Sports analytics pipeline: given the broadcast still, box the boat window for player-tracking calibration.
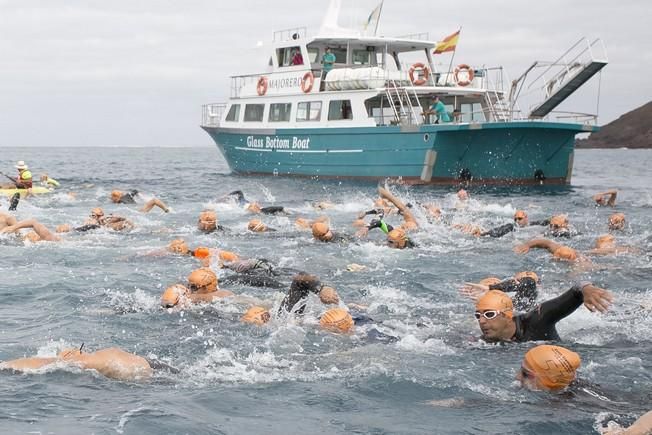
[269,103,292,122]
[331,48,347,64]
[307,48,319,64]
[297,101,322,122]
[352,49,371,65]
[244,104,265,122]
[328,100,353,120]
[277,46,303,67]
[225,104,240,122]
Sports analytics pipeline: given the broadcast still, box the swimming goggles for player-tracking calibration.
[474,310,502,320]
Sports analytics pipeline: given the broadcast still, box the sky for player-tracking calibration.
[0,0,650,147]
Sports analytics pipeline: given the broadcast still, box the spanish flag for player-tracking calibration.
[433,29,460,54]
[364,1,384,31]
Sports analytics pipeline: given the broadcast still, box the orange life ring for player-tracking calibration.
[454,64,474,87]
[256,76,268,96]
[409,63,430,86]
[301,71,314,93]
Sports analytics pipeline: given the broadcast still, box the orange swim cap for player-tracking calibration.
[457,189,469,201]
[168,239,190,255]
[553,246,577,261]
[523,345,581,390]
[91,207,104,217]
[193,246,210,259]
[188,268,218,292]
[110,190,123,203]
[241,306,271,325]
[312,222,331,241]
[479,277,502,287]
[595,234,615,249]
[248,219,267,232]
[198,210,217,231]
[550,215,568,228]
[514,271,540,284]
[387,228,407,249]
[161,284,190,308]
[319,286,340,305]
[514,210,527,220]
[475,290,513,318]
[245,202,262,214]
[320,308,354,333]
[608,213,625,230]
[218,250,239,262]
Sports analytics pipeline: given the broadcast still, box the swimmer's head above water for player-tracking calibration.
[517,345,581,391]
[241,306,271,325]
[161,284,190,308]
[608,213,625,231]
[513,210,529,227]
[188,268,218,293]
[387,228,408,249]
[475,290,514,342]
[168,239,190,255]
[552,246,578,262]
[197,210,217,232]
[320,308,354,333]
[312,222,333,242]
[248,219,268,232]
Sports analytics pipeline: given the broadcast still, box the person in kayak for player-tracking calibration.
[1,161,33,189]
[474,282,613,343]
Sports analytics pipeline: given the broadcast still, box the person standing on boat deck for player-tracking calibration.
[424,96,450,124]
[320,47,336,90]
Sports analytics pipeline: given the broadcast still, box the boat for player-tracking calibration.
[0,186,53,197]
[201,1,608,185]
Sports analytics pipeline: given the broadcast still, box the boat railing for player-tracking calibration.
[394,32,430,41]
[201,103,226,127]
[548,110,598,125]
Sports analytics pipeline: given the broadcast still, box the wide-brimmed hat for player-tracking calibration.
[15,161,28,170]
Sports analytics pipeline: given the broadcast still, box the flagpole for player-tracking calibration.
[374,1,384,36]
[446,28,461,85]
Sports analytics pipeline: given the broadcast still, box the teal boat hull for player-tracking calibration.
[202,121,597,185]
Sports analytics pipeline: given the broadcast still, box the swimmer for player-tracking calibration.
[377,186,418,231]
[85,207,134,231]
[311,221,352,243]
[479,210,550,238]
[474,282,613,342]
[8,192,20,211]
[593,189,618,207]
[517,345,581,391]
[1,346,154,381]
[110,189,169,213]
[319,307,354,333]
[279,273,337,315]
[218,190,248,205]
[588,234,639,256]
[513,238,589,263]
[460,276,538,311]
[0,218,61,242]
[197,210,225,233]
[547,214,574,238]
[608,213,626,231]
[160,268,233,308]
[39,173,60,188]
[248,218,276,233]
[166,239,240,267]
[241,306,272,325]
[245,202,287,215]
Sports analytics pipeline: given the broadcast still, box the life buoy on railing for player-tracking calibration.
[256,76,268,96]
[409,63,430,86]
[301,71,314,93]
[454,64,474,87]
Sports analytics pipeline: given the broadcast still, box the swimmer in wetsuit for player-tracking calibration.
[110,190,169,213]
[514,238,589,264]
[593,189,618,207]
[160,268,234,308]
[197,210,227,233]
[517,344,581,391]
[474,283,613,343]
[461,276,538,311]
[480,210,551,238]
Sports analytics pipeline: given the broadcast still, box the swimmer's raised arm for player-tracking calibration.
[378,187,418,230]
[514,238,562,254]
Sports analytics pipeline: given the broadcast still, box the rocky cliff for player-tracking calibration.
[576,101,652,148]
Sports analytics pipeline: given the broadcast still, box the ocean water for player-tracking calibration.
[0,147,650,435]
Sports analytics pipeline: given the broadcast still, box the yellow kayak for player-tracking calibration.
[0,186,53,197]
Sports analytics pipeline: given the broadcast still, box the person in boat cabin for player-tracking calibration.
[321,47,336,82]
[290,48,303,66]
[424,96,451,124]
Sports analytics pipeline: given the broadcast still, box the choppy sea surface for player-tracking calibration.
[0,147,650,435]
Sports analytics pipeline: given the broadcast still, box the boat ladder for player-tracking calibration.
[528,38,608,118]
[385,81,420,125]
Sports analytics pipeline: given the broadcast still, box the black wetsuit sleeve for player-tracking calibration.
[490,278,538,311]
[405,238,417,248]
[119,193,136,204]
[260,206,285,215]
[74,224,101,232]
[536,285,583,325]
[280,273,322,314]
[530,219,550,226]
[480,223,515,238]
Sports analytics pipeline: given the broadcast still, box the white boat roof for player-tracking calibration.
[302,36,437,53]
